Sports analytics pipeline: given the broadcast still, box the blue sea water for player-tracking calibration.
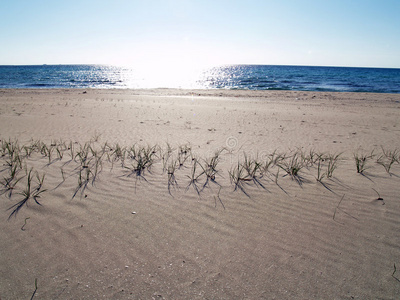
[0,64,399,93]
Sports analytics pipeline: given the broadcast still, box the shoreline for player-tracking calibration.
[1,88,399,150]
[2,86,400,96]
[2,88,400,108]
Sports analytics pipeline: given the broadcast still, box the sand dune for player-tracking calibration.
[1,89,400,299]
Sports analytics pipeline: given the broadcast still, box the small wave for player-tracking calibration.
[27,83,56,88]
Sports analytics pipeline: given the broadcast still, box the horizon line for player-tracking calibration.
[1,63,400,70]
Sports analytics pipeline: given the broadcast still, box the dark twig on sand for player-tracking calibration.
[392,263,400,282]
[333,194,359,224]
[21,217,30,231]
[214,186,225,210]
[30,278,38,300]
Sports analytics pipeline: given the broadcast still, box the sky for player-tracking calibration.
[0,0,399,68]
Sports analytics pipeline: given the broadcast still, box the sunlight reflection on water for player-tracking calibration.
[121,65,206,89]
[1,64,399,93]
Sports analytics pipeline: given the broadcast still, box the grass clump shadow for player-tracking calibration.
[185,158,204,196]
[376,147,398,175]
[122,144,158,191]
[7,168,47,219]
[315,152,342,182]
[198,149,224,188]
[2,136,400,220]
[277,151,305,186]
[228,152,266,196]
[167,159,179,195]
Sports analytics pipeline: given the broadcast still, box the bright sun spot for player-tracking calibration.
[117,42,219,88]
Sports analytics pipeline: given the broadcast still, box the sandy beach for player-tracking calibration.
[1,88,400,299]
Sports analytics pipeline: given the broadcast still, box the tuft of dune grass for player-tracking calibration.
[1,137,399,219]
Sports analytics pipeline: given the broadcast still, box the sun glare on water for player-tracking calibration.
[128,61,205,89]
[112,43,223,89]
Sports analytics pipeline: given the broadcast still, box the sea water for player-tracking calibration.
[0,64,399,93]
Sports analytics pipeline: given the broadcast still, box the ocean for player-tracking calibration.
[0,64,399,93]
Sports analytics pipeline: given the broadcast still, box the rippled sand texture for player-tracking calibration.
[1,89,400,299]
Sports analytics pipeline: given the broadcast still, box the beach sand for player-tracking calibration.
[1,88,400,299]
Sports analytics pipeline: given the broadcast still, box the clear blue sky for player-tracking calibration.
[1,0,399,68]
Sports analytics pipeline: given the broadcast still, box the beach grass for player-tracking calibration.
[315,154,326,182]
[354,152,368,174]
[167,158,179,194]
[7,168,46,219]
[229,162,250,193]
[186,158,204,195]
[376,147,399,174]
[1,137,399,218]
[314,152,341,182]
[276,151,305,185]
